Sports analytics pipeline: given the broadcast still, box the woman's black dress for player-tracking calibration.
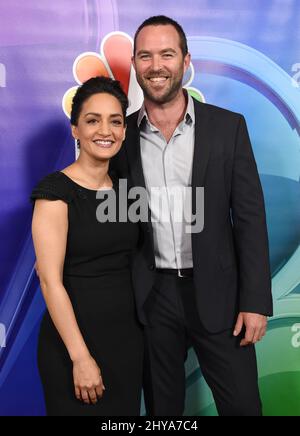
[31,171,143,416]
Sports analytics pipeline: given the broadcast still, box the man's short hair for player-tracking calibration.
[134,15,188,56]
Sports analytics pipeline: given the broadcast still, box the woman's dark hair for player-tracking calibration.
[134,15,188,57]
[70,76,128,126]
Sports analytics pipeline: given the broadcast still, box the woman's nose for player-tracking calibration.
[97,122,111,136]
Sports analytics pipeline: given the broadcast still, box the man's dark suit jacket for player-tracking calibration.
[110,98,273,333]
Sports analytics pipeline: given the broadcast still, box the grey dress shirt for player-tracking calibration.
[138,93,195,269]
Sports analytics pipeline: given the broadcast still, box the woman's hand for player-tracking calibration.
[73,356,105,404]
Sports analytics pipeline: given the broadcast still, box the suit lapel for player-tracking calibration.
[125,113,154,244]
[125,113,147,190]
[191,100,213,248]
[192,99,213,189]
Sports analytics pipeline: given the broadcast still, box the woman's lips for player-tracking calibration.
[93,140,114,148]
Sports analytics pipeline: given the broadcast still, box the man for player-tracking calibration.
[111,15,272,416]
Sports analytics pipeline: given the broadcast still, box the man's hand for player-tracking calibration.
[233,312,267,346]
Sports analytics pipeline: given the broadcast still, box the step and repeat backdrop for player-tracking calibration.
[0,0,300,416]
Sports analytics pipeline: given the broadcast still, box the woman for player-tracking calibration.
[31,76,143,416]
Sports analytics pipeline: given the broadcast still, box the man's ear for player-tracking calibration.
[131,55,136,71]
[183,52,191,75]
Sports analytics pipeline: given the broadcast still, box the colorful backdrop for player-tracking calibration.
[0,0,300,416]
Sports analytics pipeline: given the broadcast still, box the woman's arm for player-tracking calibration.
[32,199,105,404]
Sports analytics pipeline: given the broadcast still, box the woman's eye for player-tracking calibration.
[87,119,97,124]
[112,120,122,125]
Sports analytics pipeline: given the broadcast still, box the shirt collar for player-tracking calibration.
[184,91,195,126]
[137,102,149,128]
[137,91,195,128]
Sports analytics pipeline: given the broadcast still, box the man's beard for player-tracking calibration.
[137,70,184,104]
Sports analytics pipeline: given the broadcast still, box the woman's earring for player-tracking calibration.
[76,139,80,149]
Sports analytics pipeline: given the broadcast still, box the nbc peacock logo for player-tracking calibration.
[62,31,205,156]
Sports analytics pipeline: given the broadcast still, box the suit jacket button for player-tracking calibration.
[149,264,155,271]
